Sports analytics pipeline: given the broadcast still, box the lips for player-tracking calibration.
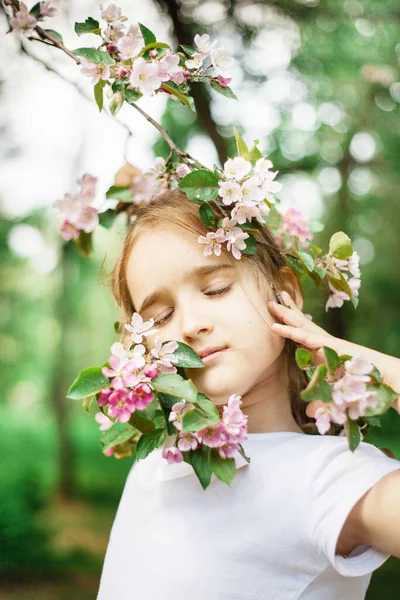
[198,346,228,359]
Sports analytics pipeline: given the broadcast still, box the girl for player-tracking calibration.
[97,187,400,599]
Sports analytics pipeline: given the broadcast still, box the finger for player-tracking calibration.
[280,290,302,312]
[270,323,327,349]
[267,301,309,328]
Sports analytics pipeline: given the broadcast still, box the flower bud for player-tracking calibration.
[116,65,130,78]
[150,49,158,58]
[107,43,117,54]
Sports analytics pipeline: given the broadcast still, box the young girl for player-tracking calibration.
[97,187,400,599]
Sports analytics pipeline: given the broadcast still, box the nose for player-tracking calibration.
[180,302,214,344]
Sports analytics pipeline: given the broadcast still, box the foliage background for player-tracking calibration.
[0,0,399,597]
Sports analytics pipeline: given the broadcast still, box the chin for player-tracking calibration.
[190,371,251,406]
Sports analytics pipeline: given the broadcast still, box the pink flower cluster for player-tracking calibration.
[162,393,248,464]
[198,156,281,260]
[53,174,99,241]
[325,251,361,311]
[306,356,378,434]
[10,2,56,37]
[96,313,178,427]
[128,157,170,205]
[274,207,314,250]
[78,5,230,99]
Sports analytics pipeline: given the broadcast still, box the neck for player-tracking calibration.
[217,354,304,435]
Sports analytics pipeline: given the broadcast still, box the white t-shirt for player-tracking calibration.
[97,432,400,600]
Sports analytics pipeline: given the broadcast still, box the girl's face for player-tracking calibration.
[126,225,286,407]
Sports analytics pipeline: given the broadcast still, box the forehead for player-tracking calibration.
[125,225,235,308]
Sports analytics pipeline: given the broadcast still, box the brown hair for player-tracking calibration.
[110,187,315,431]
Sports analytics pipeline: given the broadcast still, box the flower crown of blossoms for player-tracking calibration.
[7,1,398,488]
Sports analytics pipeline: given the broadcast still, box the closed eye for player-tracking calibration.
[153,285,233,327]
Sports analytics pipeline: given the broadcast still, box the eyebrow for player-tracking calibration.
[137,264,234,314]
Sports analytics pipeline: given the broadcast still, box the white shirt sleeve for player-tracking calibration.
[308,437,400,577]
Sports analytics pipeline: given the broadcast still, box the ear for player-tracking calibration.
[276,266,304,311]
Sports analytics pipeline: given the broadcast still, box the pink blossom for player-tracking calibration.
[194,33,218,57]
[80,58,110,85]
[100,3,128,24]
[231,201,261,225]
[185,52,203,70]
[151,337,178,368]
[107,388,136,423]
[222,394,248,441]
[157,54,182,82]
[103,446,115,457]
[276,207,313,249]
[306,401,332,434]
[116,65,131,79]
[129,383,153,410]
[125,312,154,344]
[116,34,142,60]
[143,364,158,379]
[241,176,264,204]
[198,232,224,257]
[10,2,38,36]
[170,70,186,85]
[98,388,112,407]
[345,356,374,382]
[223,156,252,181]
[95,411,114,431]
[168,401,195,431]
[177,431,199,452]
[226,228,249,260]
[59,220,80,241]
[129,57,162,96]
[218,441,239,459]
[325,288,350,312]
[77,173,97,198]
[74,205,99,233]
[217,75,232,87]
[162,446,184,464]
[218,180,243,205]
[196,422,228,447]
[348,251,361,278]
[102,355,139,389]
[103,22,125,43]
[210,47,234,77]
[39,2,57,18]
[175,163,190,178]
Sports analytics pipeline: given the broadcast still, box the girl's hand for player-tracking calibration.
[267,290,400,412]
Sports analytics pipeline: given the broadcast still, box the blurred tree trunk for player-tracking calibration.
[49,242,75,499]
[153,0,227,164]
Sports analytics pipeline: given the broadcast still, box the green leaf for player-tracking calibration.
[100,426,138,452]
[30,2,41,18]
[43,29,63,43]
[285,255,307,277]
[295,249,315,272]
[244,143,263,163]
[98,209,115,229]
[138,41,170,57]
[314,265,326,279]
[74,17,101,36]
[152,374,198,404]
[129,411,155,434]
[73,47,115,66]
[75,230,93,256]
[209,449,235,485]
[295,348,312,369]
[139,23,156,45]
[180,44,197,57]
[94,79,106,112]
[178,170,219,202]
[370,366,382,384]
[181,395,220,432]
[199,204,217,228]
[242,234,257,255]
[305,239,322,256]
[209,80,238,100]
[135,428,167,460]
[67,367,109,400]
[363,408,400,459]
[188,445,212,490]
[233,127,249,157]
[365,415,382,427]
[300,365,333,403]
[125,88,143,104]
[345,418,362,452]
[364,383,399,417]
[323,346,339,375]
[105,185,133,202]
[328,232,352,260]
[109,90,125,116]
[170,341,204,368]
[82,395,95,413]
[160,83,195,111]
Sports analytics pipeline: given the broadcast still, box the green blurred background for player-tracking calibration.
[1,0,400,597]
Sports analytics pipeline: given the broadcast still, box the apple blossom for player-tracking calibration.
[223,156,252,180]
[125,313,155,344]
[95,411,114,431]
[129,57,162,96]
[10,2,38,37]
[39,2,57,18]
[162,446,184,464]
[194,33,218,57]
[107,388,137,423]
[80,58,110,85]
[210,47,234,77]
